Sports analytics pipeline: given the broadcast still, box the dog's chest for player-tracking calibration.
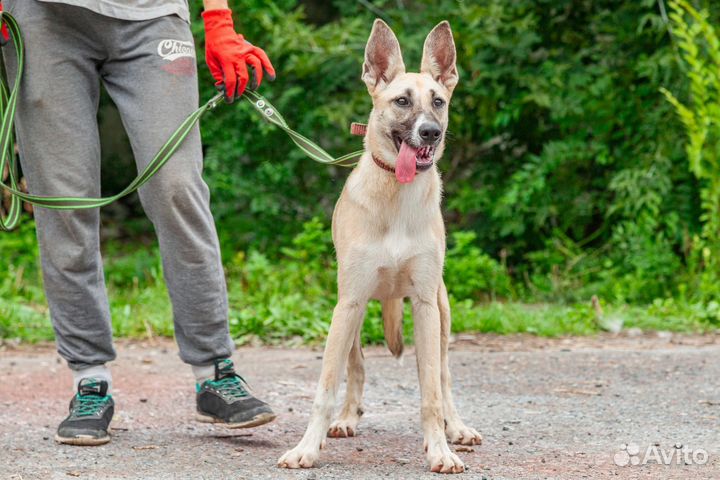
[368,187,440,298]
[376,183,433,256]
[368,231,437,300]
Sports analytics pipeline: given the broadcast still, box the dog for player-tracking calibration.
[278,19,482,474]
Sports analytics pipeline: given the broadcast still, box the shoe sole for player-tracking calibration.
[54,434,110,446]
[195,411,276,429]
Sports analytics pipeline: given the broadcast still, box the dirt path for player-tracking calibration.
[2,333,720,479]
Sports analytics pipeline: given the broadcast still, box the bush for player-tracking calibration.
[661,0,720,302]
[4,0,720,342]
[444,231,513,301]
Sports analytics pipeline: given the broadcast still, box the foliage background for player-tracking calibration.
[3,0,720,342]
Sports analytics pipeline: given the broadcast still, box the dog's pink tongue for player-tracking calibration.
[395,142,418,183]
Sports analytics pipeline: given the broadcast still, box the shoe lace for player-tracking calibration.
[209,375,249,402]
[74,394,111,417]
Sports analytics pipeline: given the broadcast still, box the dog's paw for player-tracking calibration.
[427,449,465,474]
[445,422,482,446]
[328,416,360,438]
[277,447,319,469]
[425,437,466,474]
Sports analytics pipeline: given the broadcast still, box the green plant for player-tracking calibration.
[661,0,720,299]
[5,0,720,344]
[444,231,513,301]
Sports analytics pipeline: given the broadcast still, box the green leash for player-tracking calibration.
[0,12,363,231]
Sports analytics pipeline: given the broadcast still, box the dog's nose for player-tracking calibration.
[419,123,442,143]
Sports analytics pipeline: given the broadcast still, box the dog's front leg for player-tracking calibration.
[412,295,465,474]
[278,298,367,469]
[439,280,482,446]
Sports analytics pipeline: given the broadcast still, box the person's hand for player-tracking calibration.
[0,3,10,46]
[202,9,275,102]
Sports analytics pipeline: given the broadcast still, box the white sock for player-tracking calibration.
[192,364,216,385]
[72,365,112,393]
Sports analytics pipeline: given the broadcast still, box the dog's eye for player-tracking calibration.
[433,98,446,108]
[395,97,410,107]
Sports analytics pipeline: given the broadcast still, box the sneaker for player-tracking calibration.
[195,359,276,429]
[55,378,114,446]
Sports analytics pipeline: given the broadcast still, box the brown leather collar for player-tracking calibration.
[372,154,396,173]
[372,154,434,174]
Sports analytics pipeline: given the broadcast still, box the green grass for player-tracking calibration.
[1,265,715,345]
[1,219,718,344]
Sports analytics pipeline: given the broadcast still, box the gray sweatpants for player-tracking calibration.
[3,0,234,369]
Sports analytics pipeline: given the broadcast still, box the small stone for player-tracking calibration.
[139,398,148,403]
[395,457,410,465]
[356,447,364,452]
[132,445,159,451]
[626,327,643,337]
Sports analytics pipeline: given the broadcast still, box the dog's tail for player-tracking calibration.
[382,298,404,358]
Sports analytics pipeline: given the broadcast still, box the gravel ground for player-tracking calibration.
[2,333,720,480]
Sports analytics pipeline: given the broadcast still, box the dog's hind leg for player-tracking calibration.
[412,292,465,473]
[278,297,367,469]
[328,325,365,438]
[438,280,482,446]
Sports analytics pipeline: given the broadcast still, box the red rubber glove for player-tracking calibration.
[0,3,10,46]
[202,9,275,103]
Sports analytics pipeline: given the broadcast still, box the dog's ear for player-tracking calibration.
[421,21,458,93]
[362,19,405,93]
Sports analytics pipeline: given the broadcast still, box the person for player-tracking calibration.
[1,0,277,446]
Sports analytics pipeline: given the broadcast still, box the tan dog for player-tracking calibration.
[278,19,481,474]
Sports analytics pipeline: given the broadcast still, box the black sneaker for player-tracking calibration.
[195,359,276,429]
[55,378,114,446]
